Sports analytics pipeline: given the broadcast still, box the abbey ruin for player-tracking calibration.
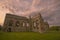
[3,12,49,33]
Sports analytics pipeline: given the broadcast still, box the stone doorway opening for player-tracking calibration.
[7,28,11,32]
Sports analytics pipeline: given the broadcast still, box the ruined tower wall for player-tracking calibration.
[3,14,30,32]
[3,13,49,33]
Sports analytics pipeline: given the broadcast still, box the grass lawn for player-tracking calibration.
[0,31,60,40]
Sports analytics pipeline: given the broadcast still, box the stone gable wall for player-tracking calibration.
[3,13,49,33]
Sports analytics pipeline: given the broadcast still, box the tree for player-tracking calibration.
[49,26,60,31]
[0,25,2,30]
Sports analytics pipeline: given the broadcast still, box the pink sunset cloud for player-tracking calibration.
[0,0,60,26]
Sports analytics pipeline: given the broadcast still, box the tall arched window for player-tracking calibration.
[16,21,20,27]
[34,22,36,27]
[23,22,25,27]
[27,23,29,27]
[33,22,36,29]
[8,20,13,26]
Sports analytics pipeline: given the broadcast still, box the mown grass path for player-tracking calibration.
[0,32,60,40]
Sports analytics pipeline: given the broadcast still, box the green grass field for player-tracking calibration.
[0,32,60,40]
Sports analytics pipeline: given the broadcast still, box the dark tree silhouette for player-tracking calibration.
[0,25,2,30]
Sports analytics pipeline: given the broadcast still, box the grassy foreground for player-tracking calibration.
[0,32,60,40]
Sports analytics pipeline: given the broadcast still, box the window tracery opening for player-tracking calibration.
[16,21,20,27]
[8,20,13,26]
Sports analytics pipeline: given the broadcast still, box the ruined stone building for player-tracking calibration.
[3,13,49,33]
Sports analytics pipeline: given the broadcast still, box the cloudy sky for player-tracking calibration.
[0,0,60,26]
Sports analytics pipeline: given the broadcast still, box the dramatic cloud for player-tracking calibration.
[0,0,60,26]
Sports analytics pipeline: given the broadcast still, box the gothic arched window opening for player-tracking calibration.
[33,22,36,29]
[16,21,20,27]
[8,20,13,26]
[23,22,25,27]
[27,23,29,27]
[34,22,36,27]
